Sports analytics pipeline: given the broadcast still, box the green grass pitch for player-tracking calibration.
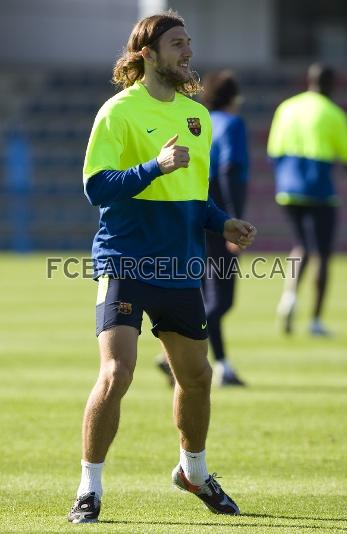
[0,253,346,533]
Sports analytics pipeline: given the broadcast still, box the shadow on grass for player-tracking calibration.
[250,385,347,394]
[99,518,347,531]
[246,512,347,522]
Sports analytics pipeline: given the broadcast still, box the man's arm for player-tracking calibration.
[205,195,230,233]
[205,195,256,249]
[84,159,161,206]
[84,133,189,206]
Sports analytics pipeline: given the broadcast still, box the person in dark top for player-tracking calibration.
[201,69,249,385]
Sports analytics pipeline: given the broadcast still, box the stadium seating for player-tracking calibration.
[0,66,346,251]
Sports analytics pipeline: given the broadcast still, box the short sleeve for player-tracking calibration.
[83,110,125,182]
[333,109,347,163]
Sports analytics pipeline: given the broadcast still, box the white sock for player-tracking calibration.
[77,460,104,499]
[180,447,209,486]
[215,359,234,376]
[277,290,296,315]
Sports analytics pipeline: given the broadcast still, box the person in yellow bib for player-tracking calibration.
[68,10,256,524]
[268,64,347,336]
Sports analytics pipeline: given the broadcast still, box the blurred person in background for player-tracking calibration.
[201,70,249,385]
[268,64,347,335]
[157,69,250,387]
[68,10,257,524]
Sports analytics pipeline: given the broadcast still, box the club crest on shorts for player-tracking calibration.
[187,117,201,136]
[115,301,132,315]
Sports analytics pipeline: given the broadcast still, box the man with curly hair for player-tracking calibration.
[68,10,256,523]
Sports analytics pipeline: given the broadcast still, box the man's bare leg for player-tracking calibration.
[159,331,240,515]
[159,332,211,452]
[77,325,138,499]
[159,332,211,483]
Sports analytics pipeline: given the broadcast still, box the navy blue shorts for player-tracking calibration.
[96,277,208,340]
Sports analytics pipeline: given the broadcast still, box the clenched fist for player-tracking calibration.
[157,134,190,174]
[223,218,257,250]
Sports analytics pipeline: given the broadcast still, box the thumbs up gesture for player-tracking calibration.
[157,134,190,174]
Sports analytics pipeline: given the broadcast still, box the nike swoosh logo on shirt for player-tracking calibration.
[147,128,157,133]
[201,321,207,329]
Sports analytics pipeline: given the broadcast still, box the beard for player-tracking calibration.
[155,59,194,90]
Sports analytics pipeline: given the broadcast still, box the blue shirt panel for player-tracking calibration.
[272,156,335,200]
[91,197,226,287]
[210,112,249,182]
[85,166,228,287]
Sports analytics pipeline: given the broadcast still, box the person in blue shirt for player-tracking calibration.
[201,69,249,386]
[157,69,250,387]
[268,64,347,335]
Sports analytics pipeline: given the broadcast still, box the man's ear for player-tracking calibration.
[141,45,156,64]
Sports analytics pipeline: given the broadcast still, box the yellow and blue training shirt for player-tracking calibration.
[267,91,347,206]
[83,82,229,287]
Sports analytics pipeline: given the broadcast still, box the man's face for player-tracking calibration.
[153,26,193,86]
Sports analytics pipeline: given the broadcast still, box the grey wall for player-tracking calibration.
[0,0,275,67]
[0,0,138,66]
[167,0,275,67]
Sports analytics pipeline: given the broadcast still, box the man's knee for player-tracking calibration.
[99,358,134,398]
[178,363,213,393]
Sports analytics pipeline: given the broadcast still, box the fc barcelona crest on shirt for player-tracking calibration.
[187,117,201,136]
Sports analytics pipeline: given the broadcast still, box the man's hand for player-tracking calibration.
[157,134,190,174]
[223,218,257,250]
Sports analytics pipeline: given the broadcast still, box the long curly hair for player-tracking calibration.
[112,10,201,97]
